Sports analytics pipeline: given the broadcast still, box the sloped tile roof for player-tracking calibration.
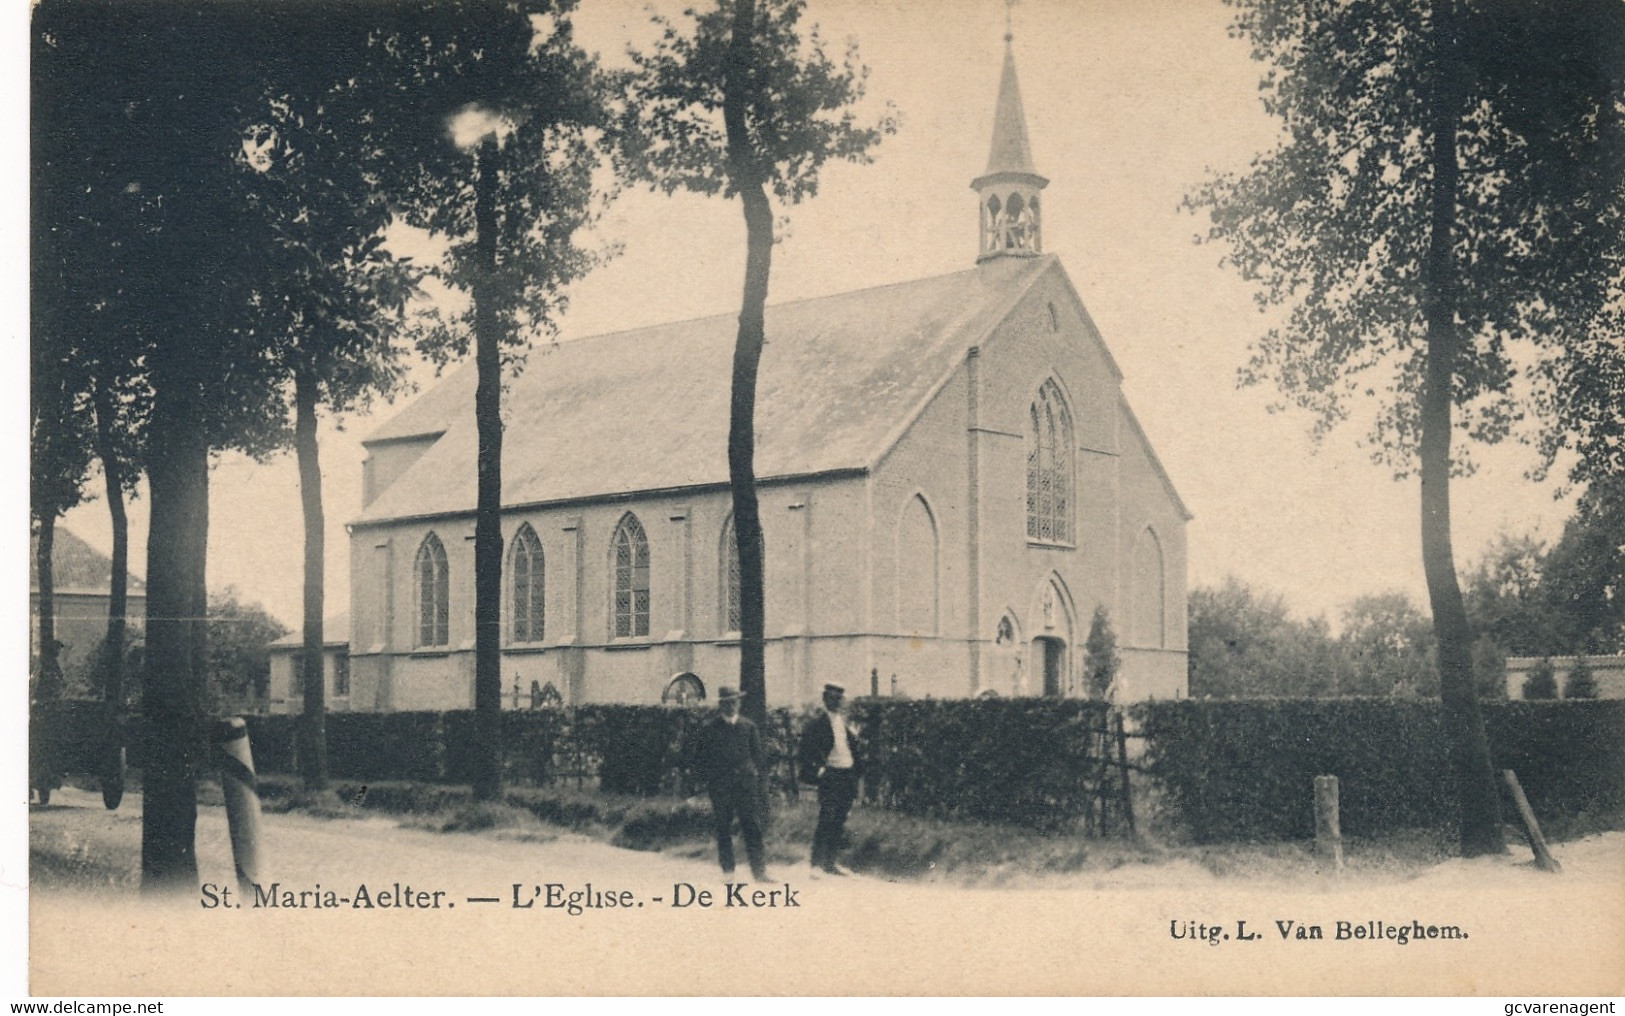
[357,256,1055,524]
[29,526,147,595]
[270,612,350,649]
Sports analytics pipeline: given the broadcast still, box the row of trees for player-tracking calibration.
[33,0,889,891]
[1191,477,1624,701]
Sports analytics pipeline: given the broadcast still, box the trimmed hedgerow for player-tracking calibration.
[30,699,117,775]
[325,712,445,782]
[500,709,566,786]
[242,713,298,775]
[1485,700,1625,821]
[1130,699,1625,842]
[850,698,1116,830]
[68,695,1617,843]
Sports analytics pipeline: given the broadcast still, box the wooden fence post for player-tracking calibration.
[1501,769,1561,873]
[1114,711,1135,837]
[1314,774,1344,871]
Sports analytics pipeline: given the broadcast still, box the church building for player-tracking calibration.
[330,39,1191,713]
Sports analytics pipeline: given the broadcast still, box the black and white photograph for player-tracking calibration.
[19,0,1625,998]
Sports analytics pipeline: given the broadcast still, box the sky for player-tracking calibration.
[46,0,1581,632]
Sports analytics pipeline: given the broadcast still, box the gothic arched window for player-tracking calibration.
[612,513,651,638]
[510,524,545,643]
[720,513,765,635]
[721,515,741,634]
[895,494,940,636]
[1026,380,1075,544]
[415,532,449,647]
[1133,527,1167,649]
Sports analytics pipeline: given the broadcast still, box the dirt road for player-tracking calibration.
[28,789,1625,995]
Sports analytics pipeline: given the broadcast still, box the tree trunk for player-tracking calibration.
[92,379,129,714]
[1423,0,1504,858]
[34,513,62,703]
[470,136,504,801]
[295,369,329,791]
[141,400,210,892]
[723,0,772,726]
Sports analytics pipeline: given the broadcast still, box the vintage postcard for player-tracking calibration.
[21,0,1625,998]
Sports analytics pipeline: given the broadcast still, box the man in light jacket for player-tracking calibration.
[797,682,861,876]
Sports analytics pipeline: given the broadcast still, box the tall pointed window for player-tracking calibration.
[415,532,449,647]
[612,513,651,638]
[721,515,742,634]
[1026,380,1074,544]
[1133,528,1166,649]
[895,494,940,635]
[510,524,545,643]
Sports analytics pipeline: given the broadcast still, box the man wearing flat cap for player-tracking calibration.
[797,682,861,876]
[692,685,771,882]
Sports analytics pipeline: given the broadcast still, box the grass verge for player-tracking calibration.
[245,776,1255,887]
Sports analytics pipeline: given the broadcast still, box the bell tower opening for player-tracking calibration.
[972,25,1048,262]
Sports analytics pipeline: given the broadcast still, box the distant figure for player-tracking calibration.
[798,681,861,876]
[692,686,771,882]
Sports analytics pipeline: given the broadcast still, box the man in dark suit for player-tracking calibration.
[797,682,861,876]
[691,685,771,882]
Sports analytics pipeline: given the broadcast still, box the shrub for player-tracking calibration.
[1522,657,1559,699]
[1563,656,1599,699]
[1085,606,1122,699]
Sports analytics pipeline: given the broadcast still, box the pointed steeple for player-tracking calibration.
[972,35,1048,263]
[983,42,1038,178]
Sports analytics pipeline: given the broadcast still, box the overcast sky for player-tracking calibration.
[47,0,1579,632]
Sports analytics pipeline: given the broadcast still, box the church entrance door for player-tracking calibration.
[1036,636,1066,697]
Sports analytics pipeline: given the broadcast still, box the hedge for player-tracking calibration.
[850,698,1117,829]
[238,706,800,796]
[231,701,1122,829]
[39,696,1624,842]
[1131,699,1625,842]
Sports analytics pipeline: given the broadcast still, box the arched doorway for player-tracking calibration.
[1027,573,1076,697]
[1035,636,1067,697]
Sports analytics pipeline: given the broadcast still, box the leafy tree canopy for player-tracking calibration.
[1188,576,1343,698]
[618,0,896,202]
[1540,474,1625,653]
[204,588,290,707]
[392,1,616,370]
[1186,0,1625,485]
[1338,592,1437,697]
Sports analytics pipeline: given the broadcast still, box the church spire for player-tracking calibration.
[972,27,1048,262]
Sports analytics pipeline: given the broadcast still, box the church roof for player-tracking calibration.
[357,255,1058,524]
[980,43,1041,180]
[29,526,147,596]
